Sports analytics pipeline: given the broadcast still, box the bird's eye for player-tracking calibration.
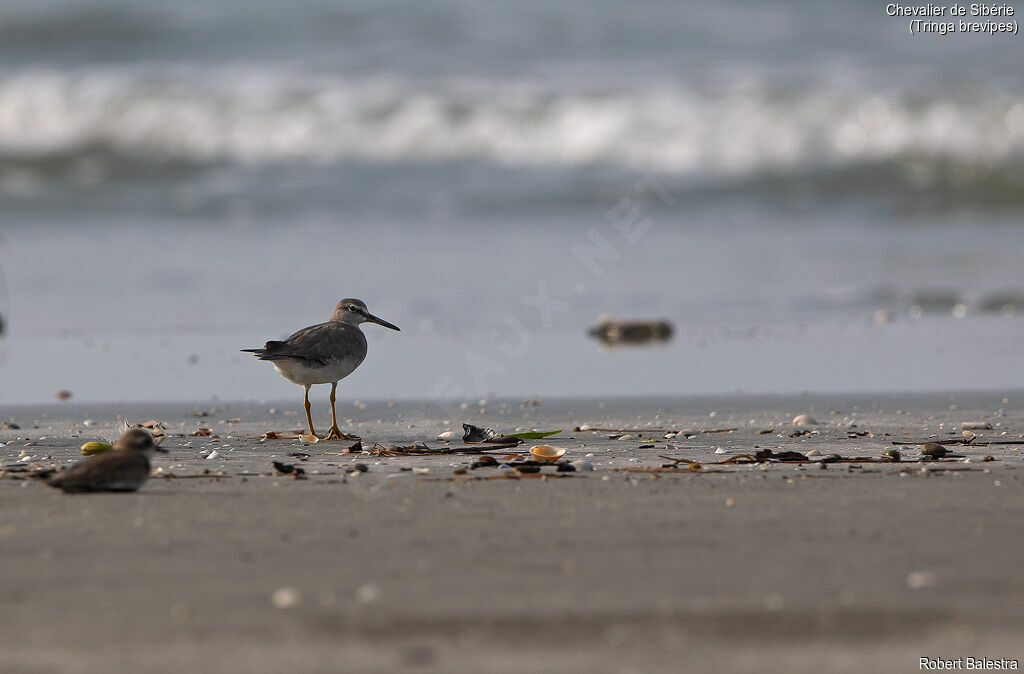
[347,305,358,312]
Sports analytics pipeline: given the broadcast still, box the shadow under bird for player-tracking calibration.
[37,428,166,493]
[242,298,400,441]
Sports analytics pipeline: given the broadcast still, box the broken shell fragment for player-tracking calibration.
[437,430,458,441]
[881,448,902,462]
[530,445,566,462]
[460,423,520,445]
[961,421,992,431]
[115,418,167,445]
[80,441,113,456]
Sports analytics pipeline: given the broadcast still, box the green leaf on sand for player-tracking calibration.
[509,429,562,439]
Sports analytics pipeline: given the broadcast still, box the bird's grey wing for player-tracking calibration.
[245,322,365,367]
[46,452,150,492]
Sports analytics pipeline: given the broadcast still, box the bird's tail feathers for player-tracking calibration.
[242,341,286,359]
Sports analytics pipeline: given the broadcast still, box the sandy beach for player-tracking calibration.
[2,393,1022,672]
[3,2,1024,672]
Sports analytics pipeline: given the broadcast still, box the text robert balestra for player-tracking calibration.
[921,657,1019,670]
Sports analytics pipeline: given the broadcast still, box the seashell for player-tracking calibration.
[881,448,901,461]
[80,441,113,456]
[961,421,992,431]
[616,434,635,441]
[530,445,566,462]
[920,442,947,458]
[791,414,818,426]
[206,450,219,460]
[437,430,458,441]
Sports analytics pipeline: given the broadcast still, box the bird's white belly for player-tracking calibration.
[273,357,361,385]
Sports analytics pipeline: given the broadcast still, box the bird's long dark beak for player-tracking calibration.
[364,312,400,331]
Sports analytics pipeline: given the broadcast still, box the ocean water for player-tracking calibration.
[1,0,1024,404]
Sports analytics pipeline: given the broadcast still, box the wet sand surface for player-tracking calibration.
[2,393,1023,673]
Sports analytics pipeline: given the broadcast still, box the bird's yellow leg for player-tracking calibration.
[302,385,318,442]
[324,382,358,440]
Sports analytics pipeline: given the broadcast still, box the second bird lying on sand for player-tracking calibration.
[37,428,165,493]
[242,298,400,442]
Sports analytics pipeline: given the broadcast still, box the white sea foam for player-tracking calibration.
[0,68,1021,176]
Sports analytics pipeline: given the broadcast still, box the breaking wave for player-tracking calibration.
[1,67,1023,182]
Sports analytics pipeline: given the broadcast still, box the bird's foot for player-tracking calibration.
[323,426,360,441]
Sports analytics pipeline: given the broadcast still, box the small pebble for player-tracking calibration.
[920,443,947,458]
[355,583,380,604]
[569,454,593,469]
[906,571,937,590]
[271,587,300,609]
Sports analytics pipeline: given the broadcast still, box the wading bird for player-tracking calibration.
[242,299,400,441]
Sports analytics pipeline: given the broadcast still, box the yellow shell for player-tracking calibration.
[530,445,566,462]
[80,441,113,456]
